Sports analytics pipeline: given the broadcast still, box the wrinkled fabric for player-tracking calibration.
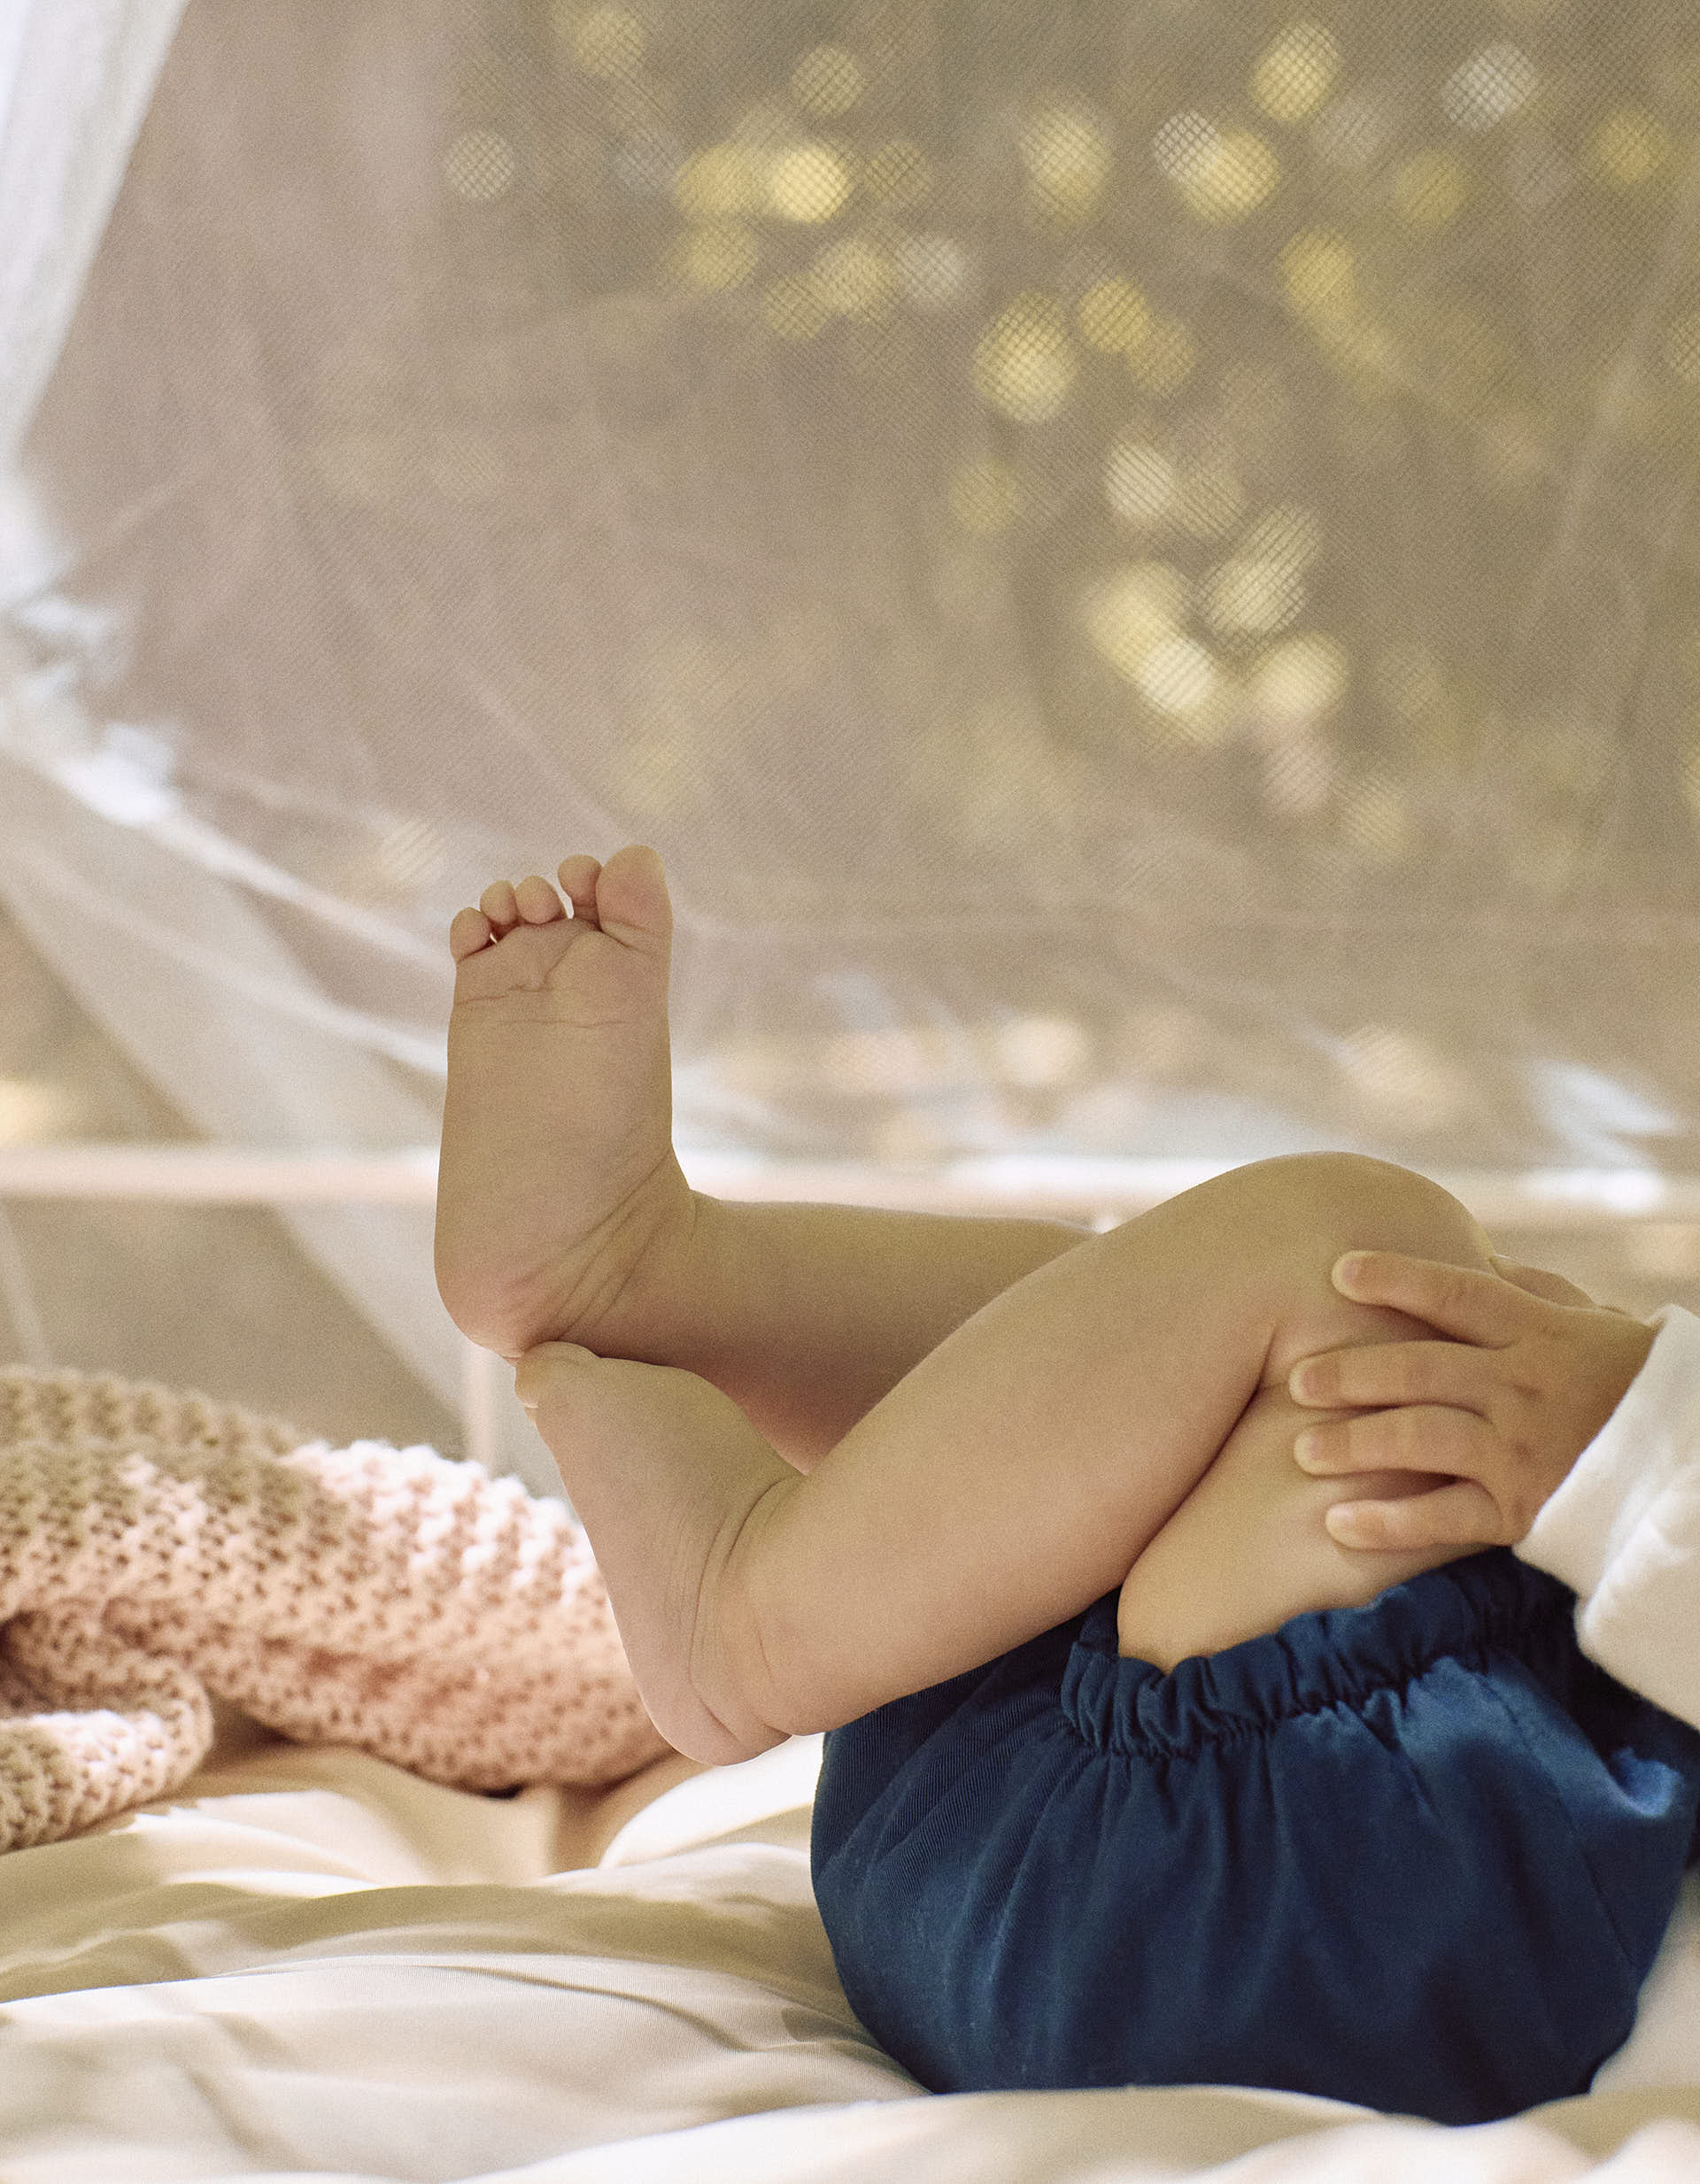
[812,1549,1700,2126]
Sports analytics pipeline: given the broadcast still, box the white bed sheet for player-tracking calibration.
[1,1733,1697,2184]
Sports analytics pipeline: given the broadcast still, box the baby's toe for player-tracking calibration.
[478,879,520,933]
[556,855,602,924]
[514,874,568,924]
[449,907,494,961]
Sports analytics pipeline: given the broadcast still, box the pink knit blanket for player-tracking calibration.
[0,1367,669,1852]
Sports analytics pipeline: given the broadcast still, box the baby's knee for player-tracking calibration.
[1212,1153,1494,1378]
[1234,1152,1492,1284]
[1232,1153,1486,1257]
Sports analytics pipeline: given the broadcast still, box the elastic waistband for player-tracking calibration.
[1062,1548,1576,1759]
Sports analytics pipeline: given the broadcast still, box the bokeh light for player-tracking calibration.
[1587,106,1673,188]
[767,140,854,222]
[973,293,1078,421]
[1152,112,1281,224]
[561,4,645,80]
[444,129,517,201]
[1439,42,1537,133]
[1078,276,1151,356]
[1249,21,1341,127]
[1020,104,1115,225]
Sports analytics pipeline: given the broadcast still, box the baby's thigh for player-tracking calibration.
[1115,1383,1461,1668]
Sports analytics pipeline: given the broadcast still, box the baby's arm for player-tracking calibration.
[1284,1252,1656,1550]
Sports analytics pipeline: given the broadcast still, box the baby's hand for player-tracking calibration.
[1286,1251,1657,1553]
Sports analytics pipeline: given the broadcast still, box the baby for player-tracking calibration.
[436,844,1700,2126]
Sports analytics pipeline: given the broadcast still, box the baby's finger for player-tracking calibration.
[1295,1404,1491,1478]
[1330,1252,1531,1347]
[1488,1254,1597,1310]
[1289,1339,1498,1414]
[1324,1478,1505,1553]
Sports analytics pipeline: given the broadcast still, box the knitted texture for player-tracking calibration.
[0,1366,670,1852]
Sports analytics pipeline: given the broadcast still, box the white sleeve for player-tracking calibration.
[1514,1303,1700,1730]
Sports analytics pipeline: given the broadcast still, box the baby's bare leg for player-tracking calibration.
[519,1154,1498,1763]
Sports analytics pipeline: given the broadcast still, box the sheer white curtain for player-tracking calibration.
[0,3,523,1479]
[2,0,1697,1466]
[0,0,185,466]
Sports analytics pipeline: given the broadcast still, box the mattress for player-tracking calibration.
[1,1722,1696,2183]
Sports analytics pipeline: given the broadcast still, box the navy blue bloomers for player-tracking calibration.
[810,1549,1700,2126]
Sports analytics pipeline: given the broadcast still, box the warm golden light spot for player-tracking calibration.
[973,293,1078,422]
[1338,776,1412,865]
[1439,42,1536,132]
[1078,276,1151,354]
[1280,230,1356,320]
[1137,635,1223,723]
[1663,312,1700,385]
[949,455,1025,535]
[1392,149,1470,228]
[895,232,970,309]
[1080,562,1189,682]
[673,143,765,220]
[1252,633,1350,719]
[1588,107,1673,187]
[563,5,645,81]
[1241,503,1322,575]
[865,139,933,208]
[1202,557,1306,637]
[1338,1027,1466,1131]
[0,1078,69,1143]
[1250,20,1341,127]
[1153,112,1280,223]
[767,140,854,222]
[672,221,760,290]
[1020,104,1115,221]
[992,1015,1093,1090]
[1127,316,1196,396]
[791,43,865,118]
[761,273,831,341]
[812,235,896,319]
[1105,436,1179,528]
[444,130,517,202]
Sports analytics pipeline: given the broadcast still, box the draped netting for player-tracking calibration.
[1,0,1697,1485]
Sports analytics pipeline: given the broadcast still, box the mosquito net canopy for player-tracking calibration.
[1,0,1696,1483]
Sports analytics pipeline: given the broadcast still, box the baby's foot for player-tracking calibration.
[436,846,694,1363]
[515,1342,799,1765]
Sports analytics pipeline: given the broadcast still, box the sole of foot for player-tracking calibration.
[516,1340,798,1765]
[435,845,695,1363]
